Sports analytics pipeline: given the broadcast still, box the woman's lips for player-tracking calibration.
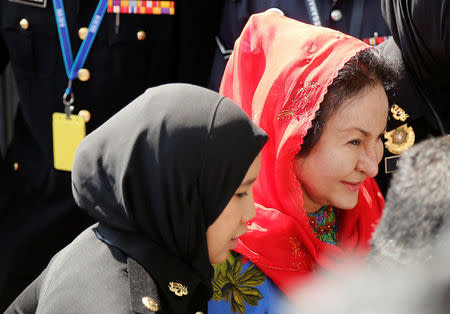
[342,181,362,191]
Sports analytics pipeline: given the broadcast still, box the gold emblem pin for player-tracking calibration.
[384,124,415,155]
[142,296,159,311]
[390,104,410,122]
[168,282,188,297]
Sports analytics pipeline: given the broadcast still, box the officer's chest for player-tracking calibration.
[1,0,176,77]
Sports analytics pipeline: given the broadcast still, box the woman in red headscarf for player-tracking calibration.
[208,11,398,314]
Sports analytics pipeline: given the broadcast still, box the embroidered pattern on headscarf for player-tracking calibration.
[289,236,316,270]
[277,82,320,121]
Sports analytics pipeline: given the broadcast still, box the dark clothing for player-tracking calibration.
[7,84,267,313]
[375,0,450,195]
[71,83,267,313]
[0,1,221,310]
[382,0,450,127]
[208,0,390,90]
[6,225,161,314]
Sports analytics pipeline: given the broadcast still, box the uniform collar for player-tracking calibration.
[378,38,442,132]
[97,225,210,314]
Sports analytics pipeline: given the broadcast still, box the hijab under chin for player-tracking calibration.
[71,83,267,310]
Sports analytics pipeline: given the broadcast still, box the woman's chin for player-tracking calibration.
[332,196,359,210]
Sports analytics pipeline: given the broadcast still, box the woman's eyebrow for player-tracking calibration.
[340,125,387,137]
[339,127,370,136]
[241,177,257,186]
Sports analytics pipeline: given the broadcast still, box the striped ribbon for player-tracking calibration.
[107,0,175,15]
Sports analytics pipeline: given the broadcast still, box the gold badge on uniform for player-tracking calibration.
[142,296,159,312]
[168,282,188,297]
[384,124,415,155]
[383,104,415,174]
[384,104,415,155]
[390,104,410,121]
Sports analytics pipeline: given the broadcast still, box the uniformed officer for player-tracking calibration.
[208,0,391,91]
[0,0,221,310]
[375,0,449,195]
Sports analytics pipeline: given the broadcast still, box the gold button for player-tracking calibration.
[78,110,91,123]
[13,162,19,171]
[77,68,90,81]
[137,30,146,40]
[19,18,29,30]
[142,297,159,311]
[78,27,89,40]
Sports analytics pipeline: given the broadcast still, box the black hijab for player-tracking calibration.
[71,83,267,313]
[381,0,450,133]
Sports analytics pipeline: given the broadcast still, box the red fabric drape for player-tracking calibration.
[220,11,384,299]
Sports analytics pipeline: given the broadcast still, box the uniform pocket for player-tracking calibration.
[1,5,58,78]
[106,12,175,46]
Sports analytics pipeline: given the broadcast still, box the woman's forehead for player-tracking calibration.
[325,86,389,132]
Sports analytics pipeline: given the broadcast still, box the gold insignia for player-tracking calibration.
[390,104,410,122]
[142,296,159,311]
[168,282,188,296]
[384,124,415,155]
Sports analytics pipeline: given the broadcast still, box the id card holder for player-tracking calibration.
[52,113,85,171]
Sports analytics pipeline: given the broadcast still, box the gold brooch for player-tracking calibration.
[384,124,415,155]
[142,296,159,311]
[390,104,410,122]
[168,282,188,297]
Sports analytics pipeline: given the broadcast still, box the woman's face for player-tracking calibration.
[293,84,388,212]
[206,155,261,264]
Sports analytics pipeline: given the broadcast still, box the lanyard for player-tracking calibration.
[304,0,322,26]
[52,0,108,117]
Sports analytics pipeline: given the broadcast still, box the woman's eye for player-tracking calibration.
[348,139,361,145]
[235,192,248,198]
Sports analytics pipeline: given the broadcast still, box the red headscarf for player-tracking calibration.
[220,12,384,298]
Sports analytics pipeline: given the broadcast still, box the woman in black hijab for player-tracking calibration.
[375,0,450,195]
[6,83,268,314]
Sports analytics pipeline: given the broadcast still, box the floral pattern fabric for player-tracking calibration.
[209,252,283,314]
[307,205,337,245]
[209,207,339,313]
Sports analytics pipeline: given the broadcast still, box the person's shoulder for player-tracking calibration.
[128,257,161,313]
[36,227,132,312]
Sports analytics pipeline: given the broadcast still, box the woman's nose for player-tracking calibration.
[356,147,380,178]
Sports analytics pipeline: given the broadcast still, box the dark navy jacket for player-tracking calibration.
[208,0,390,90]
[0,1,221,310]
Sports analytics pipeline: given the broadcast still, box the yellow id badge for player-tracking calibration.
[52,113,85,171]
